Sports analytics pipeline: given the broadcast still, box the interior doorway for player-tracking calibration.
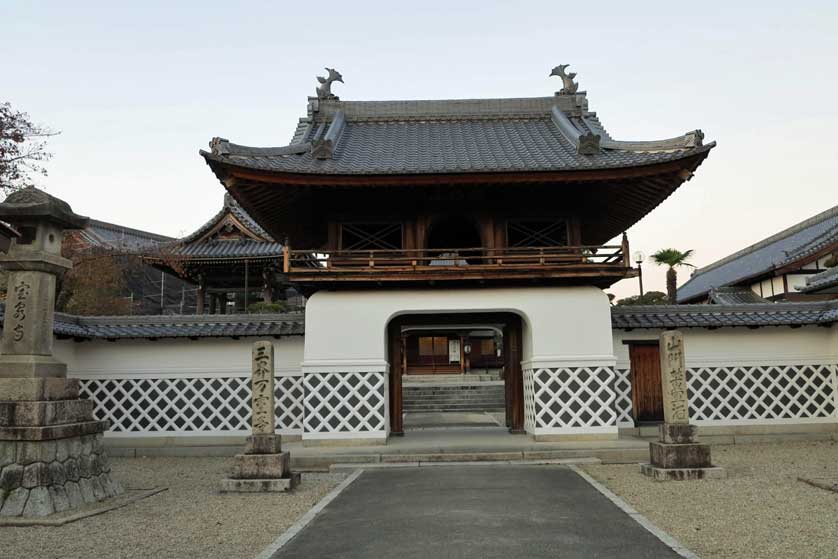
[388,313,524,435]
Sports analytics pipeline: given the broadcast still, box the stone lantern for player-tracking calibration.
[0,187,123,517]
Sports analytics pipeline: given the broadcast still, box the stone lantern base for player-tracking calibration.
[0,378,123,517]
[640,424,726,481]
[219,434,300,493]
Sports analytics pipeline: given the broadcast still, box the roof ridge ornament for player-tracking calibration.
[550,64,579,95]
[315,67,344,100]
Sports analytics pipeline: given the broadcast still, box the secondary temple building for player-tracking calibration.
[199,66,713,444]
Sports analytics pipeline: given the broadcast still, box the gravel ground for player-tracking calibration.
[582,441,838,559]
[3,457,345,559]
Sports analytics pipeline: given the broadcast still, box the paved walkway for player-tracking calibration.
[271,466,683,559]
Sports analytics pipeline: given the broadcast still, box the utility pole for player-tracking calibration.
[160,271,165,314]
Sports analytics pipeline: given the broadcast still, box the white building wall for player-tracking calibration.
[303,287,617,443]
[613,326,838,428]
[66,336,305,438]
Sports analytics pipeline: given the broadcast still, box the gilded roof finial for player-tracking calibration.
[316,67,344,100]
[550,64,579,95]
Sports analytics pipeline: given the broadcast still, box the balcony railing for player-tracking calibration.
[282,237,633,286]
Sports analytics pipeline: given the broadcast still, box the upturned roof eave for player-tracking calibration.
[200,143,715,186]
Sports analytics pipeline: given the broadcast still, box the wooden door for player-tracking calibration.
[628,343,664,423]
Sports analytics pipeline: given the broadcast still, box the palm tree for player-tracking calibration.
[650,248,696,303]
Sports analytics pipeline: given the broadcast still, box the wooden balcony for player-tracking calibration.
[283,238,636,290]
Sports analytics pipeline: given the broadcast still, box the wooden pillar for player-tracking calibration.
[504,314,524,433]
[196,277,205,315]
[388,321,404,436]
[219,293,227,315]
[262,269,274,304]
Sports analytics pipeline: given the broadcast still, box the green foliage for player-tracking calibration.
[650,248,695,269]
[247,301,287,314]
[615,291,669,306]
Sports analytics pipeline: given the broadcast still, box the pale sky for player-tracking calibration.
[3,1,837,299]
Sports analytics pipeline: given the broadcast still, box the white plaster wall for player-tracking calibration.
[302,287,615,372]
[62,336,305,378]
[613,326,837,368]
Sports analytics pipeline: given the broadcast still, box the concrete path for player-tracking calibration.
[271,466,683,559]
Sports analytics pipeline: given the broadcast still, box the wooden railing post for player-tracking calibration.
[282,237,290,273]
[621,232,630,268]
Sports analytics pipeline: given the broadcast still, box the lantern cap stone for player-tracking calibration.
[0,187,88,230]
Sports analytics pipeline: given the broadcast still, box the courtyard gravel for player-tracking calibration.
[582,440,838,559]
[3,456,344,559]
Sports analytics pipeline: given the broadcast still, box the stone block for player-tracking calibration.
[49,485,70,512]
[0,463,24,491]
[48,461,67,486]
[55,438,69,462]
[219,473,300,493]
[641,463,727,481]
[232,452,290,479]
[0,399,95,427]
[91,476,105,500]
[78,477,96,503]
[22,462,50,488]
[78,454,92,478]
[0,487,29,516]
[81,435,93,456]
[0,419,109,441]
[65,481,83,508]
[0,354,67,380]
[0,441,15,468]
[0,377,79,401]
[659,423,698,444]
[649,441,712,469]
[22,486,54,517]
[64,457,80,482]
[68,436,82,457]
[244,434,282,455]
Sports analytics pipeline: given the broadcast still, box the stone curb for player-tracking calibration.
[254,470,364,559]
[0,487,166,527]
[328,457,602,473]
[568,465,699,559]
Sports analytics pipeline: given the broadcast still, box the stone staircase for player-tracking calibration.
[403,380,505,413]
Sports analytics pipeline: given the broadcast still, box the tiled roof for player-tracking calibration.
[0,306,303,340]
[181,193,273,243]
[77,219,173,251]
[202,95,712,176]
[707,286,769,305]
[677,206,838,302]
[798,266,838,293]
[163,194,283,260]
[611,301,838,329]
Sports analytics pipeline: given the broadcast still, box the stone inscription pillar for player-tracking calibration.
[220,340,299,492]
[641,330,725,481]
[659,331,689,424]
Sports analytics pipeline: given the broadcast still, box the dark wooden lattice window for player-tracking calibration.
[340,223,403,250]
[507,220,568,247]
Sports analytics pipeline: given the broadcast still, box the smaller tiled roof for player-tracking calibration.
[611,301,838,329]
[159,193,284,261]
[0,306,303,340]
[707,286,769,305]
[677,206,838,302]
[798,266,838,294]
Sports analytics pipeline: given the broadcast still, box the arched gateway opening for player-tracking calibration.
[387,312,525,435]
